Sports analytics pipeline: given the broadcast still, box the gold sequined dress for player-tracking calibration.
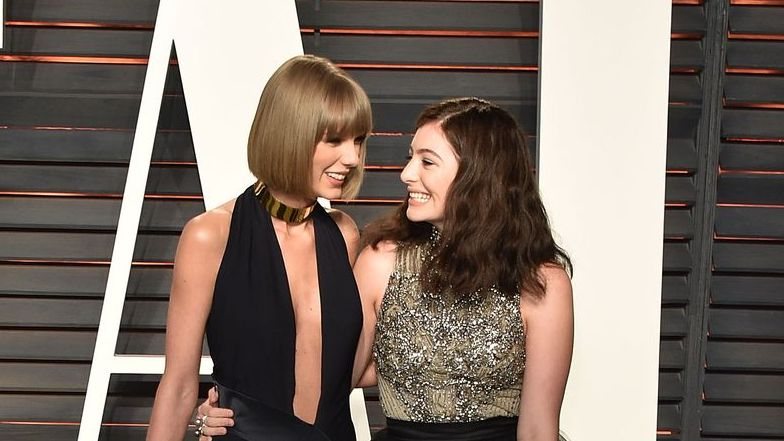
[372,240,526,440]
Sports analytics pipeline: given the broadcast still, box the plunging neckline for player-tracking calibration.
[256,199,326,425]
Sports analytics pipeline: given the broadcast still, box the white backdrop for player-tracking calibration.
[173,1,302,209]
[538,1,672,440]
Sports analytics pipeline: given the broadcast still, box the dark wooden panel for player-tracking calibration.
[0,63,145,94]
[371,100,538,135]
[707,341,784,371]
[0,164,200,195]
[0,394,154,422]
[366,135,411,165]
[704,373,784,404]
[7,0,159,23]
[659,371,684,401]
[0,298,167,329]
[0,94,188,130]
[663,242,692,272]
[729,6,784,34]
[725,75,784,105]
[355,170,405,199]
[0,264,108,296]
[727,40,784,70]
[721,142,784,172]
[713,242,784,273]
[0,330,168,360]
[709,309,784,339]
[662,274,689,305]
[665,176,697,204]
[702,405,784,437]
[660,339,687,369]
[715,206,784,240]
[657,403,681,431]
[664,208,693,239]
[351,69,538,101]
[703,438,784,441]
[0,197,202,231]
[717,175,784,205]
[669,40,705,70]
[0,265,171,298]
[722,109,784,140]
[114,331,173,355]
[297,0,539,32]
[712,275,784,307]
[661,307,689,337]
[0,128,194,163]
[365,133,537,166]
[304,34,539,67]
[0,425,149,441]
[668,106,702,139]
[671,5,707,33]
[666,138,697,171]
[669,74,702,104]
[0,231,179,261]
[3,27,153,57]
[0,362,88,392]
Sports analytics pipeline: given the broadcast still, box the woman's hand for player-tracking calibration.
[195,386,235,440]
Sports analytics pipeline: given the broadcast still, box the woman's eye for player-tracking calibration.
[422,158,435,166]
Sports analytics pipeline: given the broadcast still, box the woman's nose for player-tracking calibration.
[400,160,416,184]
[341,140,359,167]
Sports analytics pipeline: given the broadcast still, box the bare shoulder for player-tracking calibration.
[354,240,398,307]
[521,264,573,312]
[327,208,359,242]
[179,199,235,255]
[540,264,572,296]
[358,240,397,261]
[327,208,360,263]
[355,241,397,277]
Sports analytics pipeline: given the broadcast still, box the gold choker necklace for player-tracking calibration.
[255,182,316,224]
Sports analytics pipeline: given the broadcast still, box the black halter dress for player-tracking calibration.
[206,185,362,441]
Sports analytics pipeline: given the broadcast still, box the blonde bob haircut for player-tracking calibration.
[248,55,372,200]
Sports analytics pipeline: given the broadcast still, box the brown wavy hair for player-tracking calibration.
[363,97,571,299]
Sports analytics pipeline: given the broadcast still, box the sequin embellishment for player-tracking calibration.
[373,241,526,423]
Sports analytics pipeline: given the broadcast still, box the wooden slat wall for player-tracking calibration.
[0,0,193,439]
[1,1,781,440]
[659,3,707,439]
[702,1,784,439]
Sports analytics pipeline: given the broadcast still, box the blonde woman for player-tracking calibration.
[146,55,372,441]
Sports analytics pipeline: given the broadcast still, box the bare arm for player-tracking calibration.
[351,242,396,387]
[146,208,230,441]
[517,266,574,441]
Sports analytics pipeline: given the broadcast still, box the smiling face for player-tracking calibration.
[311,133,365,200]
[400,122,460,229]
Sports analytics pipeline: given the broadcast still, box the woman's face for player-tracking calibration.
[401,122,460,230]
[311,133,364,200]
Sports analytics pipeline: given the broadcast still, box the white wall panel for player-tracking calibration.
[538,1,672,440]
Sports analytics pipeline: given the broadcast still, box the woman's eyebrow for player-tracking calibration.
[410,146,442,160]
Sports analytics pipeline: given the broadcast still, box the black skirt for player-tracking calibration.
[217,383,332,441]
[372,417,517,441]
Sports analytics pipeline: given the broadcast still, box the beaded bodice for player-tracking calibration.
[372,241,526,423]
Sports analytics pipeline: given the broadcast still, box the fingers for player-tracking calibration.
[196,387,234,439]
[200,416,233,436]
